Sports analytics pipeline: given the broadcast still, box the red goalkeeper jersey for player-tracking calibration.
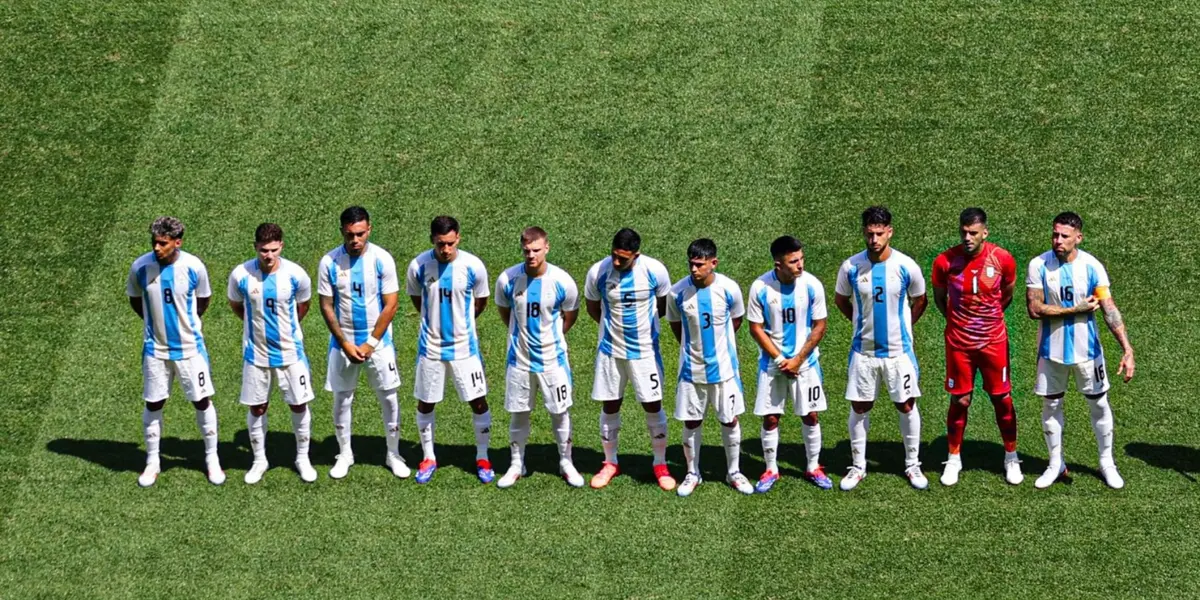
[931,242,1016,351]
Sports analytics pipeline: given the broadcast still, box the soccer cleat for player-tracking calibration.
[940,454,962,487]
[727,472,754,495]
[840,466,866,491]
[653,464,677,491]
[1004,456,1024,485]
[906,465,929,490]
[244,461,268,485]
[560,459,585,488]
[590,462,619,489]
[1034,462,1068,489]
[677,472,702,497]
[1099,464,1125,489]
[415,459,437,484]
[295,457,318,483]
[138,461,160,488]
[754,470,780,494]
[476,459,495,484]
[329,453,355,480]
[497,464,525,489]
[803,466,834,490]
[386,453,412,479]
[206,456,226,486]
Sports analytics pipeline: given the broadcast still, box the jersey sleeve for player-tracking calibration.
[493,270,511,308]
[1025,258,1042,289]
[561,273,580,312]
[379,253,400,295]
[226,269,242,303]
[666,289,681,322]
[905,259,926,298]
[125,264,140,297]
[471,258,491,299]
[583,263,601,301]
[745,280,765,324]
[1091,258,1112,298]
[653,261,672,297]
[834,260,853,296]
[194,263,212,298]
[405,257,421,297]
[728,281,746,319]
[318,255,334,297]
[930,253,949,288]
[999,249,1017,288]
[810,279,829,320]
[294,267,313,303]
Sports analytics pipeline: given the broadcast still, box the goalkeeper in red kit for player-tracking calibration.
[931,208,1021,486]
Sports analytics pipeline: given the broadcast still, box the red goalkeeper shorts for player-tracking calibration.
[945,338,1011,396]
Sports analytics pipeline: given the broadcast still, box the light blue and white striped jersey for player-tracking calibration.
[126,251,212,361]
[584,255,671,361]
[405,249,490,361]
[317,243,399,350]
[747,270,827,372]
[1026,250,1111,365]
[666,274,745,385]
[835,249,925,361]
[495,263,580,373]
[227,258,312,368]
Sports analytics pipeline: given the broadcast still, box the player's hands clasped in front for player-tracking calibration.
[342,340,366,363]
[779,356,803,378]
[357,342,375,361]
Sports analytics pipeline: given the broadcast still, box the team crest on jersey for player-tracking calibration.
[986,266,995,278]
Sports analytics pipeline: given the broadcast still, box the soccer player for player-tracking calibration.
[834,206,929,491]
[318,206,408,480]
[126,216,224,487]
[583,228,675,491]
[931,208,1021,486]
[228,223,317,484]
[493,228,584,488]
[406,216,493,484]
[746,235,832,493]
[1026,211,1135,490]
[667,239,752,496]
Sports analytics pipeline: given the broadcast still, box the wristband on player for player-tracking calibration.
[366,336,380,349]
[773,355,787,368]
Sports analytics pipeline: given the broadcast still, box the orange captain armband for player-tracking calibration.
[1094,286,1111,300]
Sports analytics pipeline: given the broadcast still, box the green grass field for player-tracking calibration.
[3,0,1199,597]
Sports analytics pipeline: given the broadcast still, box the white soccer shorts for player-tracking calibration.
[591,353,664,403]
[240,361,315,406]
[413,355,487,403]
[142,354,215,403]
[754,364,827,416]
[674,378,745,424]
[325,345,401,393]
[845,352,921,403]
[504,365,573,415]
[1035,356,1111,397]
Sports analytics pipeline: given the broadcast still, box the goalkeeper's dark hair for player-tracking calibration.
[340,206,370,228]
[687,238,718,260]
[1053,211,1084,231]
[150,216,185,240]
[960,207,987,227]
[862,206,892,228]
[770,235,804,260]
[612,228,642,253]
[431,216,460,238]
[255,223,284,244]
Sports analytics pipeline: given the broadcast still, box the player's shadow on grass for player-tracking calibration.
[739,438,920,479]
[1125,442,1200,482]
[47,437,213,475]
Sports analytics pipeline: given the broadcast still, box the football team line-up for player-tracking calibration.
[127,205,1135,496]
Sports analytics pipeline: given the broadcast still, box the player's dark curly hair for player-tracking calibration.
[770,235,804,260]
[612,228,641,253]
[687,238,717,260]
[150,216,185,240]
[960,207,987,227]
[255,223,284,244]
[1053,211,1084,231]
[862,206,892,228]
[340,206,370,228]
[431,216,460,238]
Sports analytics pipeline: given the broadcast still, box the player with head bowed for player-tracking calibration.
[584,228,675,491]
[406,216,494,484]
[318,206,408,480]
[1026,211,1135,489]
[493,227,584,488]
[228,223,317,484]
[931,208,1021,486]
[667,239,753,496]
[746,235,833,492]
[834,206,930,491]
[126,216,224,487]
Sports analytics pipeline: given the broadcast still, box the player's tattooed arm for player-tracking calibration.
[1101,297,1135,381]
[793,318,827,368]
[834,294,854,321]
[320,294,362,362]
[932,286,948,317]
[1025,288,1098,319]
[585,299,602,323]
[910,294,928,324]
[129,297,144,319]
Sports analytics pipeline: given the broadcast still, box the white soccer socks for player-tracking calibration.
[721,422,743,477]
[1088,394,1124,489]
[682,425,703,476]
[646,410,669,466]
[196,403,224,485]
[499,412,531,488]
[473,410,492,462]
[847,411,870,471]
[1035,396,1066,488]
[760,424,780,474]
[139,408,163,487]
[376,389,400,457]
[600,412,621,464]
[245,410,268,484]
[291,406,317,482]
[898,405,922,469]
[550,412,583,487]
[415,410,436,463]
[330,392,355,479]
[802,422,822,472]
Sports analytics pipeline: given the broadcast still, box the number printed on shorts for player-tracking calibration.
[198,371,207,388]
[701,312,712,329]
[471,371,485,388]
[649,372,660,391]
[903,373,912,395]
[1094,363,1106,384]
[527,301,541,319]
[554,384,569,402]
[808,386,822,403]
[299,374,307,389]
[388,362,397,373]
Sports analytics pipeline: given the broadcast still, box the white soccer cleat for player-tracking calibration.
[1004,455,1024,485]
[206,456,226,486]
[840,466,866,491]
[559,459,585,488]
[244,461,268,485]
[1099,464,1125,490]
[386,453,411,479]
[329,454,354,480]
[497,464,526,489]
[1034,462,1067,489]
[677,472,702,497]
[905,465,929,490]
[138,460,161,488]
[295,457,318,483]
[726,472,754,495]
[940,455,962,487]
